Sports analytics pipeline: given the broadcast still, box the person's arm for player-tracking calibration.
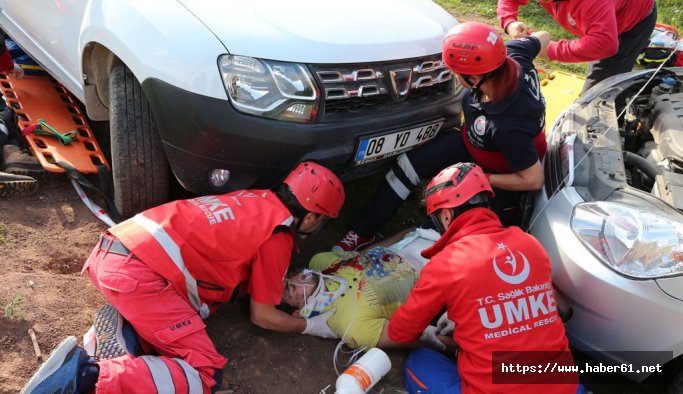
[377,321,419,349]
[248,232,307,332]
[532,31,551,59]
[250,300,307,332]
[547,2,619,63]
[376,321,448,351]
[489,160,543,191]
[387,266,445,343]
[497,0,530,38]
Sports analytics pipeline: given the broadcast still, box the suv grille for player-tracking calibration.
[308,54,455,122]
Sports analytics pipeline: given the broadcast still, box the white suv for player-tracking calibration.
[0,0,462,216]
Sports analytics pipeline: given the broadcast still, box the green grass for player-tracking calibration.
[434,0,683,75]
[4,293,25,320]
[656,0,683,32]
[0,223,7,245]
[327,171,425,238]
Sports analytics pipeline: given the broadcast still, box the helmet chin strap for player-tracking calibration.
[463,73,490,92]
[463,75,477,89]
[430,209,450,235]
[295,213,328,237]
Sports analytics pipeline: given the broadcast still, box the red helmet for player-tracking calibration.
[283,162,345,218]
[424,163,494,215]
[442,21,507,75]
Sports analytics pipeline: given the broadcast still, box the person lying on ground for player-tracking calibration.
[281,227,452,351]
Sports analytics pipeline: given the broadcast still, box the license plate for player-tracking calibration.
[354,120,444,165]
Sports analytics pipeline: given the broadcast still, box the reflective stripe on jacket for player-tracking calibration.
[110,190,294,317]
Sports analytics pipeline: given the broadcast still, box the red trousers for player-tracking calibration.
[82,236,227,394]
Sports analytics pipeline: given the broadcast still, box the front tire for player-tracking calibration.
[109,65,169,217]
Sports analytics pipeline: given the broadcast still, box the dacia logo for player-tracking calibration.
[389,68,412,101]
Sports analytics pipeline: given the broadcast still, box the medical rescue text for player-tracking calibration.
[478,280,556,340]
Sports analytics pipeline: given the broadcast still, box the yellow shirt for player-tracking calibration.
[309,247,418,348]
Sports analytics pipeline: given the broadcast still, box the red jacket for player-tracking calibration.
[388,208,576,393]
[497,0,654,62]
[0,32,14,72]
[110,190,294,316]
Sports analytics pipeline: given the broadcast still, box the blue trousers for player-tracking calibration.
[403,348,586,394]
[403,348,461,394]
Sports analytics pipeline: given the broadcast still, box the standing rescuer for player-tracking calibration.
[497,0,657,93]
[383,163,580,394]
[20,161,345,394]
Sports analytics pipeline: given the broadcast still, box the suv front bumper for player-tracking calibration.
[143,78,462,194]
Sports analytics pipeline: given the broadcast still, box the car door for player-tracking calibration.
[0,0,87,96]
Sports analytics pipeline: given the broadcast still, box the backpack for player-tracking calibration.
[637,23,682,68]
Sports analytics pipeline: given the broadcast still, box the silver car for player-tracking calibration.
[529,67,683,385]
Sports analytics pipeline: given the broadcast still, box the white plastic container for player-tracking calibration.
[335,348,392,394]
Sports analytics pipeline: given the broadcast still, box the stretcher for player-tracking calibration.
[0,71,117,226]
[0,72,109,174]
[539,69,585,128]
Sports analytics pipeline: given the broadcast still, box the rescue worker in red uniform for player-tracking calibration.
[497,0,657,92]
[334,22,550,252]
[21,161,345,394]
[383,163,581,394]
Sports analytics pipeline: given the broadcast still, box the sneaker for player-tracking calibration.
[1,144,44,177]
[92,303,139,359]
[20,336,97,394]
[0,171,38,198]
[332,230,376,252]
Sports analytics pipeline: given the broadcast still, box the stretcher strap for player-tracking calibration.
[33,119,78,145]
[56,160,122,226]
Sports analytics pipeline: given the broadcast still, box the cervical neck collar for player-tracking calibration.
[299,270,349,318]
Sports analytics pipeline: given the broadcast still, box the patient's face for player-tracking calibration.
[282,272,314,309]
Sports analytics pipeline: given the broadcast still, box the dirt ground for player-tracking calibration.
[0,171,674,394]
[0,175,418,394]
[0,112,671,394]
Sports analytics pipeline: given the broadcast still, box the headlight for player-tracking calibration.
[219,55,318,123]
[571,202,683,278]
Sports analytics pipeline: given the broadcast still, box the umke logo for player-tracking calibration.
[492,242,530,285]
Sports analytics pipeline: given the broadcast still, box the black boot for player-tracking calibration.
[0,171,38,198]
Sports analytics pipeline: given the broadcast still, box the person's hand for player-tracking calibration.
[11,64,24,80]
[302,308,339,339]
[420,325,446,351]
[436,312,455,336]
[506,21,532,39]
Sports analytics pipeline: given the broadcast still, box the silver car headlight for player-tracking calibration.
[219,55,318,123]
[571,201,683,278]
